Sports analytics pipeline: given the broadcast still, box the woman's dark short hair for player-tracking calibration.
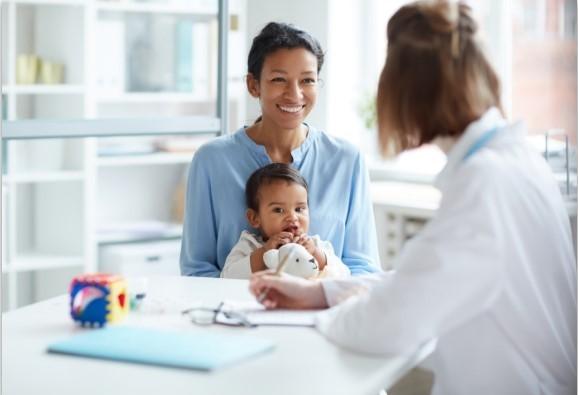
[247,22,325,81]
[246,163,309,211]
[377,1,502,155]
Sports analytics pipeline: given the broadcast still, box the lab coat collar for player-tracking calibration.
[434,107,508,191]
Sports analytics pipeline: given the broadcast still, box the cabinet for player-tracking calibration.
[1,0,246,310]
[371,181,441,270]
[99,240,182,277]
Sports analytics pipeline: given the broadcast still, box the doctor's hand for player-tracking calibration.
[249,272,329,310]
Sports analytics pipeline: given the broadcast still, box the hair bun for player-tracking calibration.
[378,0,502,154]
[420,1,477,34]
[387,1,477,54]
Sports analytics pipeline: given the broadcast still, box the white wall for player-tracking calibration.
[243,0,392,145]
[325,0,373,144]
[244,0,329,130]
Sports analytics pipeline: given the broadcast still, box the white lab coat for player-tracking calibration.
[316,108,577,395]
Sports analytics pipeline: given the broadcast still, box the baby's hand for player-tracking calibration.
[293,233,317,256]
[263,231,295,251]
[294,233,326,270]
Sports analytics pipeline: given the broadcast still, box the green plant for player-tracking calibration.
[358,92,377,131]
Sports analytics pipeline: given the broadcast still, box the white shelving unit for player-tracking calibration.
[1,0,246,310]
[97,152,194,167]
[2,84,86,94]
[371,181,442,270]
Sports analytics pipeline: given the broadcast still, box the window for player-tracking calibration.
[328,0,576,186]
[511,0,576,143]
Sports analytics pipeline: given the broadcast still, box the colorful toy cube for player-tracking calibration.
[69,273,129,327]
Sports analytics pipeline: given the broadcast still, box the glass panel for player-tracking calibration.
[1,94,7,120]
[510,0,576,196]
[1,4,8,85]
[511,0,576,143]
[1,0,226,122]
[94,10,218,119]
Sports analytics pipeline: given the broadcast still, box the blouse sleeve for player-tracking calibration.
[341,152,381,275]
[179,148,221,277]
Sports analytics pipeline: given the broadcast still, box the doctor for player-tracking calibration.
[249,1,577,394]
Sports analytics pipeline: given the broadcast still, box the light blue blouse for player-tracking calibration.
[179,125,381,277]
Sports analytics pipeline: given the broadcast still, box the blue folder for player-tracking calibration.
[47,326,275,371]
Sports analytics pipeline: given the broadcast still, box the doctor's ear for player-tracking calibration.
[246,73,260,98]
[246,208,261,228]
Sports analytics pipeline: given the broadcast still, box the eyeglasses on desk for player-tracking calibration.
[181,302,257,328]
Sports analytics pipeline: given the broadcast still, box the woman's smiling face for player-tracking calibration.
[248,47,319,131]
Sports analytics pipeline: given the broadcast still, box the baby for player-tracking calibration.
[221,163,350,279]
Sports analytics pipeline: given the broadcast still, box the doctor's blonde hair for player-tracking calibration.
[377,0,503,155]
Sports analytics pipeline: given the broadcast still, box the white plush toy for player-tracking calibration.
[263,243,319,279]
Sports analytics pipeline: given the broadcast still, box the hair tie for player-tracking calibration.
[449,2,460,59]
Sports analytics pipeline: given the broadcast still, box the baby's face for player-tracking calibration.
[255,180,310,239]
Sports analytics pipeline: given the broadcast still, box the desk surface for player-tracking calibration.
[2,276,434,395]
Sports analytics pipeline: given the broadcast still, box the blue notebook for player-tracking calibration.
[47,326,275,371]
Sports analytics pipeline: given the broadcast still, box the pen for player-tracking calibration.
[257,254,290,303]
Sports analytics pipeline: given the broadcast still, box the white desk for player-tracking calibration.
[2,276,434,395]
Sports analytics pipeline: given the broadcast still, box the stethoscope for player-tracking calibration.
[462,126,501,161]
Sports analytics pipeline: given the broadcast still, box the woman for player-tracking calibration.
[249,2,577,394]
[180,22,380,277]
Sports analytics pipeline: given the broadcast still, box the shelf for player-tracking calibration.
[2,0,85,6]
[3,117,221,139]
[98,233,182,245]
[565,198,577,217]
[1,0,231,311]
[95,0,217,16]
[97,221,183,245]
[98,152,193,167]
[4,254,84,272]
[2,85,85,95]
[3,171,85,183]
[95,92,209,103]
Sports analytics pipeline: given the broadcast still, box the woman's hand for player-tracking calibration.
[249,272,329,309]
